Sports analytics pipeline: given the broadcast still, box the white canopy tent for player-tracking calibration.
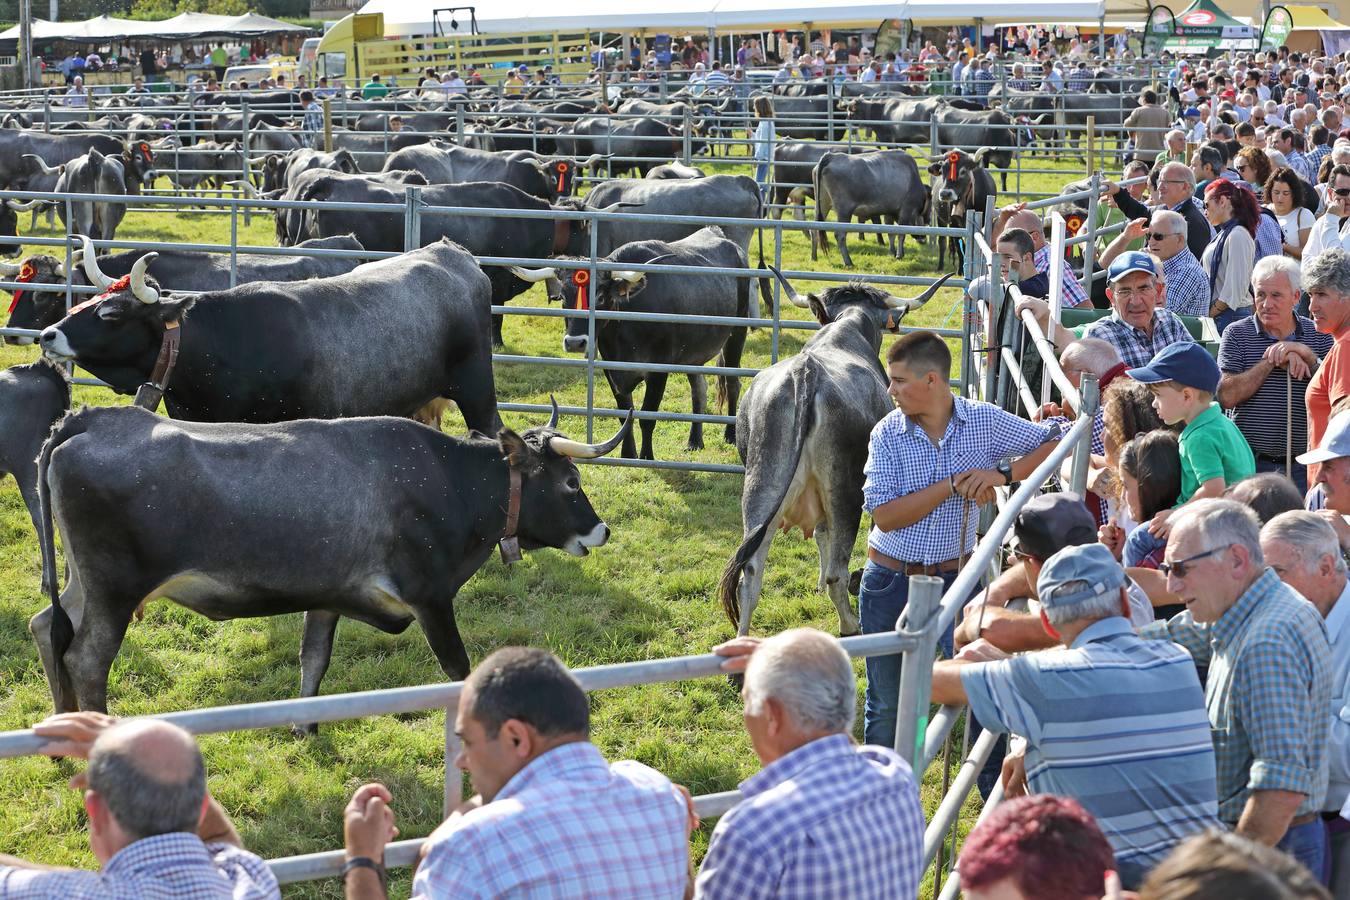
[0,12,312,43]
[358,0,1107,37]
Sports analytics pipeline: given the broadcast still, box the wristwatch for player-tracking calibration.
[997,460,1014,486]
[342,856,387,890]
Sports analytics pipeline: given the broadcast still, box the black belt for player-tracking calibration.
[1256,452,1300,465]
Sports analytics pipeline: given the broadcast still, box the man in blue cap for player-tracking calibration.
[931,542,1218,888]
[1129,341,1256,539]
[1081,251,1196,369]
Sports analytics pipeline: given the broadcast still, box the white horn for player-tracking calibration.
[610,269,645,284]
[226,179,261,198]
[78,235,113,289]
[130,253,160,304]
[546,410,634,459]
[0,260,21,276]
[507,265,558,283]
[6,198,42,210]
[883,272,958,310]
[582,153,604,167]
[21,154,64,176]
[767,264,811,309]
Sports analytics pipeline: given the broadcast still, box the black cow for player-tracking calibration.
[719,268,955,635]
[32,401,633,719]
[5,234,369,341]
[928,148,998,271]
[812,150,927,267]
[582,175,761,259]
[381,141,590,200]
[0,130,123,190]
[258,147,361,195]
[0,201,18,257]
[37,240,500,432]
[514,226,752,459]
[645,162,706,179]
[554,116,701,177]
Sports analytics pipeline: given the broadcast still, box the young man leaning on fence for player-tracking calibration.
[0,713,280,899]
[342,647,693,900]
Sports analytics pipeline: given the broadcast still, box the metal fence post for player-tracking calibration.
[772,222,783,364]
[240,100,251,227]
[1069,372,1100,496]
[1082,171,1100,284]
[894,574,943,769]
[322,99,333,153]
[455,101,465,144]
[586,210,599,443]
[42,92,50,132]
[403,185,422,251]
[929,115,938,158]
[1086,114,1096,176]
[681,106,692,165]
[229,200,238,287]
[444,703,462,817]
[826,76,835,143]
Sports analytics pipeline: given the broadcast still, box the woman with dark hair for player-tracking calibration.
[1202,179,1259,334]
[1235,145,1272,195]
[1096,380,1170,538]
[1264,166,1313,258]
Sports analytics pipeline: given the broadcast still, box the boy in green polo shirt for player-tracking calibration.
[1128,341,1255,537]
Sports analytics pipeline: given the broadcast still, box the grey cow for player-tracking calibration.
[719,268,954,636]
[32,403,633,720]
[812,149,927,267]
[582,175,761,259]
[0,361,68,576]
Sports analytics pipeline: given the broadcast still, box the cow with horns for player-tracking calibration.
[38,237,500,432]
[32,400,634,724]
[719,268,956,636]
[509,226,754,460]
[927,148,998,272]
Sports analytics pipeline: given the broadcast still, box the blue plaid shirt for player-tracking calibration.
[1308,143,1332,176]
[863,396,1062,564]
[0,833,278,899]
[1141,569,1332,825]
[412,742,689,899]
[1083,307,1196,369]
[1161,249,1211,318]
[695,734,924,899]
[1033,245,1088,307]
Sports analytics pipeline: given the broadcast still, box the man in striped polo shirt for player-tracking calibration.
[931,543,1218,888]
[1217,256,1332,494]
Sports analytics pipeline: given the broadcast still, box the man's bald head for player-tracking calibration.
[1006,210,1046,249]
[88,719,206,841]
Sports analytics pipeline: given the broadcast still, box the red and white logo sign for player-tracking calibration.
[1181,10,1216,25]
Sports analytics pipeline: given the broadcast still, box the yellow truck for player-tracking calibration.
[312,13,593,84]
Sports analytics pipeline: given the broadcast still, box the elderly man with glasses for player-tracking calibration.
[1100,210,1210,317]
[1217,256,1331,493]
[1142,499,1332,881]
[1106,161,1216,263]
[1306,165,1350,261]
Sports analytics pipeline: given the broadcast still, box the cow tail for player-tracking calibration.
[717,358,818,631]
[39,410,87,669]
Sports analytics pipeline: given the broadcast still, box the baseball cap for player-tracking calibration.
[1012,492,1098,559]
[1035,543,1127,611]
[1298,409,1350,464]
[1107,250,1161,283]
[1126,342,1221,395]
[1183,107,1202,118]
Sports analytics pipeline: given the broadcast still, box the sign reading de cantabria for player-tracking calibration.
[1260,6,1293,50]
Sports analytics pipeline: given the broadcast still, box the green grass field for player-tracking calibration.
[0,147,1090,896]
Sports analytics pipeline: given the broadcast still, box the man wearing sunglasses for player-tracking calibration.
[1304,165,1350,261]
[1099,211,1210,318]
[932,542,1217,888]
[1141,499,1332,880]
[1105,162,1215,263]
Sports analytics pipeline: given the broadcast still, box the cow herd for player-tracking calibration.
[0,74,1046,723]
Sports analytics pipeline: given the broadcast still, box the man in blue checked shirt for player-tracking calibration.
[343,647,693,900]
[0,713,279,899]
[1142,499,1331,880]
[860,330,1064,748]
[703,629,924,899]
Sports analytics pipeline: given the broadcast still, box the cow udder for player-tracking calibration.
[778,474,825,539]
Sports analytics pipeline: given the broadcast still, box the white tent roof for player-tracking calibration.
[359,0,1106,36]
[0,11,312,42]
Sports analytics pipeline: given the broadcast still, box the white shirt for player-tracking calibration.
[1274,206,1314,248]
[1325,578,1350,811]
[1304,212,1350,260]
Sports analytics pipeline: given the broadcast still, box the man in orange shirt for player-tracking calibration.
[1306,250,1350,474]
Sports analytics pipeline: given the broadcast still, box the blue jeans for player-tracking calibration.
[1213,305,1249,336]
[1278,816,1329,884]
[1254,454,1309,496]
[859,562,964,748]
